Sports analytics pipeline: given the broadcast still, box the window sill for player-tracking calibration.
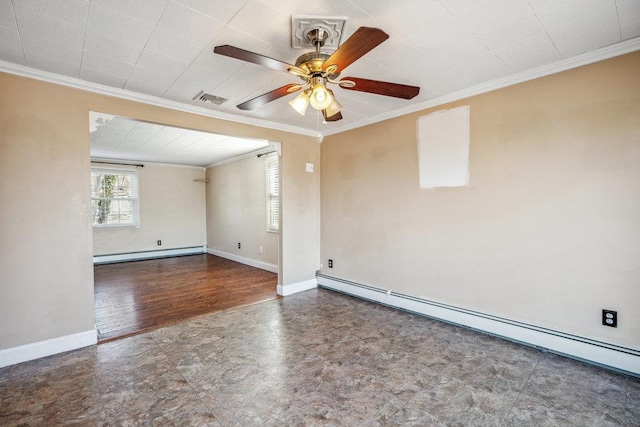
[93,224,139,230]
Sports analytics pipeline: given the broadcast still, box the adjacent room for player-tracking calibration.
[0,0,639,425]
[89,113,281,341]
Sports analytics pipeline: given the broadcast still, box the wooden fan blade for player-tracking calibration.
[322,27,389,72]
[323,110,343,122]
[341,77,420,99]
[237,84,300,110]
[214,45,297,73]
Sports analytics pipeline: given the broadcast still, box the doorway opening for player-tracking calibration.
[89,112,281,341]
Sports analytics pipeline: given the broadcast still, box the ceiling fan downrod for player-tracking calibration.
[305,25,330,52]
[294,25,340,82]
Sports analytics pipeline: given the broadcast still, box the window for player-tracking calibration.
[265,154,279,232]
[91,168,139,227]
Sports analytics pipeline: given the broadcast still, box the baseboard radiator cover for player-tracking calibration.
[317,274,640,377]
[0,329,98,368]
[94,246,206,264]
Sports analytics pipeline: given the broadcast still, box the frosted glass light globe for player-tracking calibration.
[309,84,332,110]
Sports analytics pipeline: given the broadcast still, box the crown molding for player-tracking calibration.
[322,37,640,136]
[2,37,638,139]
[0,61,318,138]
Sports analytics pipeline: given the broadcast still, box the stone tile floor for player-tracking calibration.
[0,288,638,426]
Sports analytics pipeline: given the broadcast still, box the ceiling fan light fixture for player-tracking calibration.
[289,89,311,115]
[324,89,342,118]
[309,83,332,110]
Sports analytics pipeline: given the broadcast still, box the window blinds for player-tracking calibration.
[265,154,279,232]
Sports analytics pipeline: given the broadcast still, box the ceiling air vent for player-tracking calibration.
[193,91,228,105]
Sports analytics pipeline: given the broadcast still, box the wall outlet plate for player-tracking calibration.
[602,309,617,327]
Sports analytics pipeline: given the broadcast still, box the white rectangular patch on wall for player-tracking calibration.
[417,106,470,188]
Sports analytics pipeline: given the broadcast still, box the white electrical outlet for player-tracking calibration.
[306,163,314,173]
[259,246,263,254]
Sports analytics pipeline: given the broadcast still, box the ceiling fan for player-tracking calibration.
[213,24,420,122]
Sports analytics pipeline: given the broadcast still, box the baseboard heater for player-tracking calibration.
[316,273,640,377]
[93,246,206,265]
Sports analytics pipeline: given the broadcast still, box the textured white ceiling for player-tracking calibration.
[90,112,271,167]
[2,0,640,154]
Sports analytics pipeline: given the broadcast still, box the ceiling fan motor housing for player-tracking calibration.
[295,52,340,80]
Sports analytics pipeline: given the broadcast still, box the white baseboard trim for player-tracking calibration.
[207,248,278,273]
[317,274,640,376]
[94,246,206,264]
[0,329,97,368]
[277,278,318,296]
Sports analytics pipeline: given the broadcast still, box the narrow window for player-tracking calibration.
[265,154,279,233]
[91,168,139,227]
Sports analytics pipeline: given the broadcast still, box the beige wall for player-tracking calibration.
[206,156,278,266]
[0,75,95,348]
[282,138,321,285]
[0,72,320,350]
[93,164,206,255]
[321,52,640,349]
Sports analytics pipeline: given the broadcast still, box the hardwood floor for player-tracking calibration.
[94,254,279,342]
